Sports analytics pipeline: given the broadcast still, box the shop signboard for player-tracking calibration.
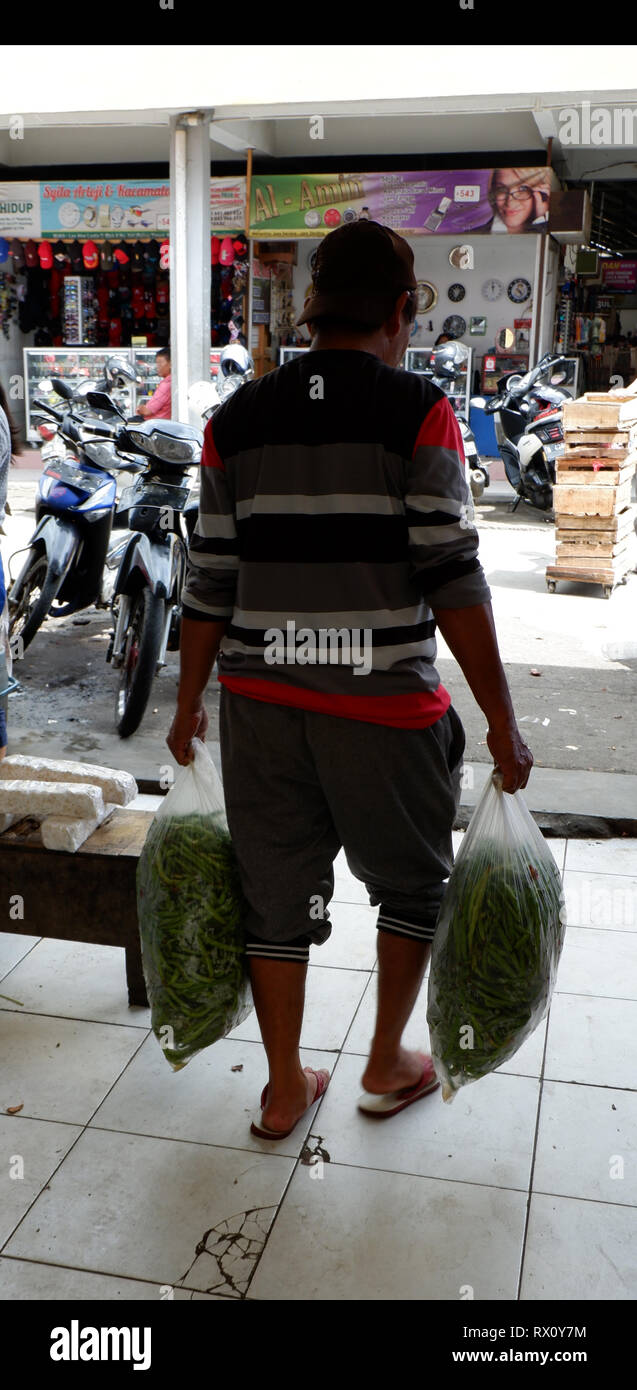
[210,177,246,230]
[249,169,559,238]
[0,182,41,236]
[601,259,637,291]
[0,178,245,237]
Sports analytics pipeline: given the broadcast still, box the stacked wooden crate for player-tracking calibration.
[547,390,637,597]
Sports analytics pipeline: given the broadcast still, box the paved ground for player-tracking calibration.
[3,466,636,789]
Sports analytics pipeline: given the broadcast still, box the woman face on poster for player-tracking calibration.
[487,168,551,232]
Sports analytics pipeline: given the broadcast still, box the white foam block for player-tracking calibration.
[40,802,117,853]
[0,780,105,820]
[0,755,137,806]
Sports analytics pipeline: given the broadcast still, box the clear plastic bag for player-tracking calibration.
[136,738,253,1071]
[426,771,567,1102]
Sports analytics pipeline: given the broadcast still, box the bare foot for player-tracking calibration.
[261,1067,330,1132]
[361,1047,425,1095]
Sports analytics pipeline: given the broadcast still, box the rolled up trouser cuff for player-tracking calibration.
[245,931,312,964]
[377,903,440,944]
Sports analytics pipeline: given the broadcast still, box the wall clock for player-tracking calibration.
[416,280,438,311]
[449,244,474,270]
[508,277,532,304]
[482,278,504,301]
[443,314,467,338]
[447,283,466,302]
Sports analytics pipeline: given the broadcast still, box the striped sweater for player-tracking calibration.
[182,347,491,727]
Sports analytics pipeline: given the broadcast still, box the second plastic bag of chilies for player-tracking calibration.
[427,771,567,1102]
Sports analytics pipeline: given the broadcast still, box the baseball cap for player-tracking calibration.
[211,236,221,266]
[219,236,235,266]
[82,240,99,270]
[38,240,54,269]
[0,237,9,264]
[24,239,39,268]
[297,220,417,327]
[100,242,114,270]
[113,241,130,265]
[10,239,25,270]
[70,239,84,272]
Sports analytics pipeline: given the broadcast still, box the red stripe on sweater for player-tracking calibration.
[218,674,451,728]
[201,419,225,470]
[413,396,463,458]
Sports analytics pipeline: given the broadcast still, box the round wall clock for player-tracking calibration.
[508,277,532,304]
[447,283,466,302]
[443,314,467,338]
[482,278,504,301]
[449,244,474,270]
[416,280,438,311]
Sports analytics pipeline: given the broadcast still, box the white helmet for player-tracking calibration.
[219,344,254,380]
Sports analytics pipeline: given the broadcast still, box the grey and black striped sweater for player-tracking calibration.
[182,348,491,727]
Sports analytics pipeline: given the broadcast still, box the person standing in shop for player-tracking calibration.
[167,220,532,1139]
[137,347,172,420]
[0,379,19,758]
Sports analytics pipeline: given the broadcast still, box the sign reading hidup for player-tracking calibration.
[249,169,559,238]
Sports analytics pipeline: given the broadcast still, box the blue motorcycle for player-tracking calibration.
[7,383,142,652]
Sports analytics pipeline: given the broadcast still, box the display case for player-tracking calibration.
[25,347,225,441]
[404,345,473,417]
[278,346,310,365]
[63,276,97,345]
[480,351,529,396]
[24,348,135,440]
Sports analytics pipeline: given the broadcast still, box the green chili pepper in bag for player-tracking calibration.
[137,812,253,1071]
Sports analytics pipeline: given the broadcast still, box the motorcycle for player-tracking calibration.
[8,387,145,652]
[108,345,255,737]
[105,417,203,738]
[482,353,572,514]
[420,342,490,502]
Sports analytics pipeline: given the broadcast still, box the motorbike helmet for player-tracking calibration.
[218,344,254,381]
[104,355,139,390]
[432,340,468,378]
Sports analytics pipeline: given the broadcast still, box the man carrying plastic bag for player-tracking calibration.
[167,220,533,1136]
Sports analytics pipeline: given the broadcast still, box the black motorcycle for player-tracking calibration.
[104,416,202,738]
[483,353,572,514]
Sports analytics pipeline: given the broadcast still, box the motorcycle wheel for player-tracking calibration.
[8,552,57,652]
[115,586,165,739]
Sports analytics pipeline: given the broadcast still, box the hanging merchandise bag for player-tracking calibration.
[427,771,567,1102]
[137,738,253,1071]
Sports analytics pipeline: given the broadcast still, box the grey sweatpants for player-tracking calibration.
[218,688,466,964]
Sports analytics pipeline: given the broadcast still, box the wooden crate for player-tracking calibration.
[553,478,633,516]
[555,459,636,487]
[562,429,636,450]
[562,398,637,431]
[555,507,636,537]
[556,534,635,560]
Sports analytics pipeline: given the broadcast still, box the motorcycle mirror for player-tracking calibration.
[50,377,74,401]
[86,390,126,418]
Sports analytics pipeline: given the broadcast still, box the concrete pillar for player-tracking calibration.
[169,112,211,424]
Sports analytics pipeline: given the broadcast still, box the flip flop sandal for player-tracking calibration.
[250,1067,330,1140]
[357,1053,440,1117]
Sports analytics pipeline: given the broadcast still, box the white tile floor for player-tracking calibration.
[1,836,637,1301]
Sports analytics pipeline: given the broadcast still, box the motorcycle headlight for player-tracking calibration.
[148,432,197,463]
